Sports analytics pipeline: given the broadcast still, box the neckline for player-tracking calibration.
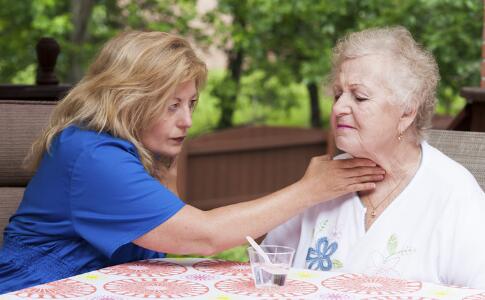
[356,142,426,234]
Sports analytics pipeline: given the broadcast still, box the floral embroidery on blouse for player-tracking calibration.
[306,237,338,271]
[368,234,415,277]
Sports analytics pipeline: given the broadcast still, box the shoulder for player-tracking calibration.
[54,126,139,167]
[419,142,485,221]
[421,141,480,191]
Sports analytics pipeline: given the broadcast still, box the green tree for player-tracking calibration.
[203,0,248,129]
[0,0,200,84]
[241,0,362,128]
[355,0,481,114]
[202,0,481,128]
[0,0,70,83]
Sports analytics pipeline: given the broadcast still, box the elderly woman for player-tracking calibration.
[264,26,485,289]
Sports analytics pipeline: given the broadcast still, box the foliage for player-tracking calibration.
[199,0,481,127]
[190,69,335,137]
[0,0,481,123]
[209,245,248,262]
[0,0,200,83]
[0,0,69,83]
[353,0,481,114]
[166,245,248,262]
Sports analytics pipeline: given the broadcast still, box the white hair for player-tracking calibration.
[330,26,440,142]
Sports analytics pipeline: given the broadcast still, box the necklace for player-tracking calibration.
[363,177,404,218]
[363,149,422,219]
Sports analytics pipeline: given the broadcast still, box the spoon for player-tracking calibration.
[246,236,272,265]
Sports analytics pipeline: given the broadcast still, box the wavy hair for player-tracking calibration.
[25,30,207,179]
[329,26,440,142]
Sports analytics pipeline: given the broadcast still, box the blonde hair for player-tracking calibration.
[330,26,440,142]
[25,30,207,179]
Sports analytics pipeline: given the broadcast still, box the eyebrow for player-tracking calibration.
[349,83,367,88]
[175,93,198,101]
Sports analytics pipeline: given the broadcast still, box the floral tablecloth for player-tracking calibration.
[2,257,485,299]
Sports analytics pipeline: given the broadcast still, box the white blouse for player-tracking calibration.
[264,142,485,289]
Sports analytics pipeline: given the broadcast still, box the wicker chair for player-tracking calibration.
[427,129,485,191]
[0,100,56,246]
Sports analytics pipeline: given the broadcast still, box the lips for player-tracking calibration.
[336,124,355,129]
[171,137,185,143]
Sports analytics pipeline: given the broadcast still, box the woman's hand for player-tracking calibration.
[300,155,384,204]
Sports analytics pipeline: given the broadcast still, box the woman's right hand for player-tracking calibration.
[135,155,384,256]
[300,155,385,204]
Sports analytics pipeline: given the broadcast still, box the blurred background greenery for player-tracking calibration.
[0,0,481,261]
[0,0,481,135]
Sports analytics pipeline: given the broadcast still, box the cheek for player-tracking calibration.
[330,108,337,130]
[145,121,170,142]
[362,115,398,147]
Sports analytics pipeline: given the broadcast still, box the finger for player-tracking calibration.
[346,182,377,193]
[352,174,384,184]
[340,158,378,168]
[345,166,386,177]
[313,154,331,161]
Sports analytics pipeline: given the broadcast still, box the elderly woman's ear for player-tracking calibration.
[397,106,418,138]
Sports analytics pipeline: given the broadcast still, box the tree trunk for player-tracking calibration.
[217,48,244,129]
[217,2,246,129]
[68,0,94,83]
[307,82,322,128]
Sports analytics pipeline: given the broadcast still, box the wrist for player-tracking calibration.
[289,180,317,209]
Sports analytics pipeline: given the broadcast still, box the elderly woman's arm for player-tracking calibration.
[134,155,384,255]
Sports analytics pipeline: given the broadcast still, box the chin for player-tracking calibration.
[335,137,355,153]
[153,146,181,159]
[335,140,363,157]
[160,150,180,158]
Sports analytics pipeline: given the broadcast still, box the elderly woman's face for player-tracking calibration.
[331,55,406,158]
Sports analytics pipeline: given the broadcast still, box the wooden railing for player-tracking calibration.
[448,87,485,132]
[177,126,328,210]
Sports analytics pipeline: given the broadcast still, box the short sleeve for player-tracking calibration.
[69,141,185,258]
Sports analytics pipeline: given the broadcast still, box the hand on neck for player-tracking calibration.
[359,136,422,200]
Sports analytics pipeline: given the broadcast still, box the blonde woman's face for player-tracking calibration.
[331,55,405,159]
[142,80,198,157]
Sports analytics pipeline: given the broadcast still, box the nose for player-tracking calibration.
[177,107,192,129]
[332,93,352,117]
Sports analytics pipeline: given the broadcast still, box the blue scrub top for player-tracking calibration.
[0,126,185,294]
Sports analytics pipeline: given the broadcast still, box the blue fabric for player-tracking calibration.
[0,126,185,294]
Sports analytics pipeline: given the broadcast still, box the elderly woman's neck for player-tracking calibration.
[372,140,422,181]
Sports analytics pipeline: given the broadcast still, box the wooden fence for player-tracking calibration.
[177,126,328,210]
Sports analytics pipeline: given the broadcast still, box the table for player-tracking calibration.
[2,258,485,299]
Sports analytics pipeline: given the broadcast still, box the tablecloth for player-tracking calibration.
[2,257,485,299]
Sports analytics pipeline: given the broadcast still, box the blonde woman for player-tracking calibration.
[0,31,384,293]
[264,26,485,288]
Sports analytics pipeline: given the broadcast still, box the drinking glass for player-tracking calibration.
[247,245,295,288]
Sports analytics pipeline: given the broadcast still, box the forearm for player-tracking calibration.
[201,181,313,253]
[135,180,315,256]
[134,155,383,255]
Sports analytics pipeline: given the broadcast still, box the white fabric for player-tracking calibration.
[264,142,485,289]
